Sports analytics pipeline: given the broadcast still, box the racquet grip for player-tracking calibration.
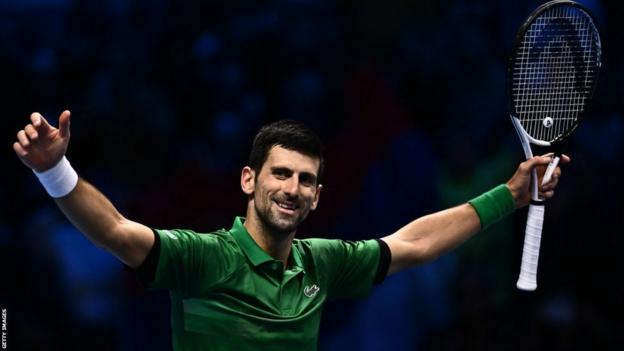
[541,156,560,185]
[516,203,545,291]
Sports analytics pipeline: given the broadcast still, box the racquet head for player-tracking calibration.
[508,0,601,145]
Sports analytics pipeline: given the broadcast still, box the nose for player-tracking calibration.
[283,177,300,198]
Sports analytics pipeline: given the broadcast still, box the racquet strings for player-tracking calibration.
[510,5,600,143]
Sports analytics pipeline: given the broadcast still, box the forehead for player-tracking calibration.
[263,145,320,175]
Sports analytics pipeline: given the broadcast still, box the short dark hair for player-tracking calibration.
[248,120,324,183]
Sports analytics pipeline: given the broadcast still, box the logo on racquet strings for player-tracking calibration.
[543,117,554,128]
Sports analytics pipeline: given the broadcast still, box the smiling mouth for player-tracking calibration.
[273,200,299,212]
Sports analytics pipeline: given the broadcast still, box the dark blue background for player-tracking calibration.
[1,0,622,350]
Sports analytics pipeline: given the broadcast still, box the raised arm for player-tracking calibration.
[381,154,569,275]
[13,111,154,268]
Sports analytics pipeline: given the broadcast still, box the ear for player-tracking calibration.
[310,184,322,211]
[241,166,255,195]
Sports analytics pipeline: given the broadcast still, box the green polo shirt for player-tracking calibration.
[138,217,389,351]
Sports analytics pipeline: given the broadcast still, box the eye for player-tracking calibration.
[299,174,317,187]
[272,168,291,179]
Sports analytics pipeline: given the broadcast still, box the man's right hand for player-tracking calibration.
[14,109,155,267]
[13,110,71,173]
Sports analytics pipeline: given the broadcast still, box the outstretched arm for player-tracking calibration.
[13,111,154,268]
[381,154,570,275]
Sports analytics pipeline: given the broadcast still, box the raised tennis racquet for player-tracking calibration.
[508,0,602,291]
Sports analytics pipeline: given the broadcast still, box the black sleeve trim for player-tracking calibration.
[136,228,161,284]
[373,239,391,285]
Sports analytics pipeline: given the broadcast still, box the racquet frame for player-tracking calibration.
[508,0,601,291]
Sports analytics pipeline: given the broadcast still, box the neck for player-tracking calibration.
[244,208,295,267]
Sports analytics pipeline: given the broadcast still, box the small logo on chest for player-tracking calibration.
[303,284,320,298]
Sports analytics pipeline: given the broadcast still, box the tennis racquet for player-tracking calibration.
[508,0,602,291]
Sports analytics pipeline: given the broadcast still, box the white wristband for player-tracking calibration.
[33,156,79,198]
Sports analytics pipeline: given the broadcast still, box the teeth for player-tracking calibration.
[277,202,296,210]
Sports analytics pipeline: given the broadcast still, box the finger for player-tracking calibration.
[536,154,553,165]
[17,130,30,148]
[542,177,558,191]
[24,124,39,140]
[13,142,28,157]
[522,155,553,172]
[560,154,571,164]
[13,141,29,158]
[31,112,52,133]
[553,167,562,180]
[541,189,555,199]
[58,110,71,139]
[550,167,563,186]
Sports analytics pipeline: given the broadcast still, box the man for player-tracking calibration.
[13,110,567,350]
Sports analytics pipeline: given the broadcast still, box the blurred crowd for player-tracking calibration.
[1,0,622,350]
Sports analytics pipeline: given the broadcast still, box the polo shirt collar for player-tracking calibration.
[229,217,304,270]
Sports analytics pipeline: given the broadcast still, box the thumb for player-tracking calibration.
[58,110,71,139]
